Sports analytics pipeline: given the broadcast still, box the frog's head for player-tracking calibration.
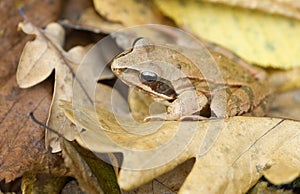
[111,38,195,101]
[112,59,177,100]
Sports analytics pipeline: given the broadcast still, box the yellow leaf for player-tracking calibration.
[154,0,300,69]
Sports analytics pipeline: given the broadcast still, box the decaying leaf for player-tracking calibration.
[17,20,91,152]
[154,0,300,69]
[61,140,120,194]
[21,173,67,193]
[0,76,67,182]
[0,0,69,184]
[61,82,300,193]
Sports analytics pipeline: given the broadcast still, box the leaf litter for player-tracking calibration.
[10,0,300,193]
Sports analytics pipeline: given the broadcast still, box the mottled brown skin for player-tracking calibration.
[111,39,273,121]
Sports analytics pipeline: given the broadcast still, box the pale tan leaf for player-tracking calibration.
[123,158,195,194]
[78,8,124,33]
[17,20,91,152]
[17,22,64,88]
[263,162,300,185]
[93,0,172,27]
[61,88,300,193]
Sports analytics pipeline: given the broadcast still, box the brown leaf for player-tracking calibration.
[0,76,67,182]
[0,0,62,85]
[0,0,67,183]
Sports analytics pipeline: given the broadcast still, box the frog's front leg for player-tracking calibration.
[144,90,208,121]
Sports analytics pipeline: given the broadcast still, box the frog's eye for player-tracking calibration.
[139,71,158,83]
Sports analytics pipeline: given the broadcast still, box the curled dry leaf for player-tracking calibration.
[154,0,300,69]
[60,82,300,193]
[17,20,91,152]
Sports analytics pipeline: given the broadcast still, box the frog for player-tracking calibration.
[111,38,273,121]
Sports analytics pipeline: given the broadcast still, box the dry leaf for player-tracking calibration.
[93,0,172,27]
[154,0,300,69]
[61,84,300,193]
[0,0,70,184]
[263,163,299,185]
[61,140,120,194]
[203,0,300,21]
[59,25,300,192]
[123,159,194,194]
[17,20,91,152]
[0,76,67,182]
[77,8,124,33]
[0,0,61,86]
